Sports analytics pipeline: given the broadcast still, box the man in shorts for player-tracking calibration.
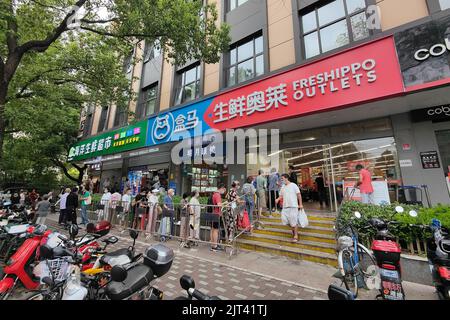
[276,174,303,242]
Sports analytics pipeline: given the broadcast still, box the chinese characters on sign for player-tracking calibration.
[420,151,441,169]
[213,84,289,123]
[68,122,147,162]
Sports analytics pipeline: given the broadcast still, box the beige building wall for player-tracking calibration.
[159,53,174,111]
[90,106,102,135]
[267,0,296,71]
[107,104,117,129]
[377,0,429,31]
[203,0,222,95]
[128,41,144,122]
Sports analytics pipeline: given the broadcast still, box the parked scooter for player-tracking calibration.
[330,206,417,300]
[0,224,52,299]
[365,206,417,300]
[426,218,450,300]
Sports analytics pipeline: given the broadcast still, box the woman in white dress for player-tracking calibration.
[189,190,201,244]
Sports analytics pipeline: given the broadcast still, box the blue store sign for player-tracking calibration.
[147,98,214,147]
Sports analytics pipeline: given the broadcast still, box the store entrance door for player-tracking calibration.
[282,144,338,213]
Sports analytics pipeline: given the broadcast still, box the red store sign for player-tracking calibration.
[204,37,404,130]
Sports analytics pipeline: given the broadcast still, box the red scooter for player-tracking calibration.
[364,206,417,300]
[0,224,52,299]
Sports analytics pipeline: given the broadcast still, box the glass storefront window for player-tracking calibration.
[436,130,450,177]
[183,164,227,195]
[247,135,400,212]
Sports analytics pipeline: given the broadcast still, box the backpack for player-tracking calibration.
[206,193,214,213]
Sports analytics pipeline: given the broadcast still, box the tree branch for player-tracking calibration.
[80,26,166,39]
[80,18,118,24]
[50,158,80,183]
[6,67,75,102]
[19,0,89,54]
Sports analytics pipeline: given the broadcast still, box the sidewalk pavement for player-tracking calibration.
[45,213,438,300]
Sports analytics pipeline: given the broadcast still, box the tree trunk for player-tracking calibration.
[0,85,7,166]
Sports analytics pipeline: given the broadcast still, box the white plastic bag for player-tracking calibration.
[297,208,309,228]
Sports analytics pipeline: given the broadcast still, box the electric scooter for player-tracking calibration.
[0,224,52,299]
[426,218,450,300]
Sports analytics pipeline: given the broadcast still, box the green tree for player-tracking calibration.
[0,0,230,165]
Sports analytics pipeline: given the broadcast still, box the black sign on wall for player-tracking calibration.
[420,151,441,169]
[411,105,450,123]
[394,15,450,87]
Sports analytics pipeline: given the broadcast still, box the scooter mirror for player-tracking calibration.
[409,210,418,218]
[395,206,404,213]
[129,229,139,240]
[180,275,195,291]
[354,211,362,219]
[68,224,79,240]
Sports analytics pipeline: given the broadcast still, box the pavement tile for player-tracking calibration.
[253,292,266,298]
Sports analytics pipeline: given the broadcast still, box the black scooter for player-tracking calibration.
[426,218,450,300]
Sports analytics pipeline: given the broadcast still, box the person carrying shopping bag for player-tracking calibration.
[242,176,256,232]
[276,174,304,243]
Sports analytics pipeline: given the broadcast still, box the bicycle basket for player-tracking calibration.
[337,236,353,251]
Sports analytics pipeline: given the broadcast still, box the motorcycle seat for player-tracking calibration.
[105,264,153,300]
[100,248,133,266]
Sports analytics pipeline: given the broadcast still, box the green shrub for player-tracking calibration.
[338,201,450,243]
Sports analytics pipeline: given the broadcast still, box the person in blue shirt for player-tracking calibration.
[268,168,281,213]
[161,188,175,240]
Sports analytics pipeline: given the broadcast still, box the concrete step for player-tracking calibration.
[239,233,336,255]
[253,228,336,244]
[259,222,335,234]
[237,238,338,267]
[263,213,336,222]
[259,216,335,228]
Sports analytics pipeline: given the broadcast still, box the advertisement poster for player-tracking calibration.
[128,171,143,196]
[420,151,441,169]
[372,181,391,205]
[343,180,390,205]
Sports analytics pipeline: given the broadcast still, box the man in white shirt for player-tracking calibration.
[276,174,303,243]
[58,188,71,225]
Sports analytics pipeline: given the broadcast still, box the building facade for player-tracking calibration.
[71,0,450,211]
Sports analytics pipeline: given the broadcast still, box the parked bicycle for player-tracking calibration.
[335,211,378,298]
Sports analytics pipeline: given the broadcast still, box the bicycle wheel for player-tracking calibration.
[338,248,358,297]
[356,244,379,288]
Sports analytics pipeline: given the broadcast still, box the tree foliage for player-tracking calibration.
[0,0,230,190]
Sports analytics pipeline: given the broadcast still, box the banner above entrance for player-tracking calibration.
[68,120,148,162]
[145,37,403,149]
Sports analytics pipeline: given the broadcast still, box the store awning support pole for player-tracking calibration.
[329,147,338,213]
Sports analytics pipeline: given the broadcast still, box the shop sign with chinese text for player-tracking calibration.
[68,121,147,162]
[146,37,403,148]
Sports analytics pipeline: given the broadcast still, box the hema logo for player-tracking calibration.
[414,37,450,61]
[427,105,450,117]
